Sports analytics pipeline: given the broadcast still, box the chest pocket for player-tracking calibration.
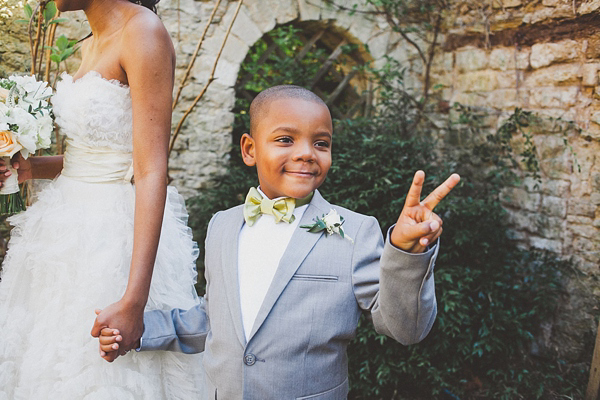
[291,274,338,282]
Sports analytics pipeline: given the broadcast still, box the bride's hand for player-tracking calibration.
[0,153,32,186]
[91,299,144,358]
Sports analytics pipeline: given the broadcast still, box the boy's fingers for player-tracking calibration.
[422,173,460,210]
[100,343,120,352]
[404,220,438,240]
[99,335,122,345]
[419,227,442,247]
[403,170,425,208]
[100,328,120,337]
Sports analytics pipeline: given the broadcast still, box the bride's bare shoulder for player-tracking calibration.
[120,6,174,63]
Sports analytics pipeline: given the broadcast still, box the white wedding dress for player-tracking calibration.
[0,71,205,399]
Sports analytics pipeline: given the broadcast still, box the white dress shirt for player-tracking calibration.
[237,188,308,341]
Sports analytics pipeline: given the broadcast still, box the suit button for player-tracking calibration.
[244,354,256,366]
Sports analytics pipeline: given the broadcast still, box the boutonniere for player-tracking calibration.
[300,209,353,243]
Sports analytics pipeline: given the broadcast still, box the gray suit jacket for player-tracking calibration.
[141,190,438,399]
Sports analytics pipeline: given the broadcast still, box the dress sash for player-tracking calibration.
[61,138,134,184]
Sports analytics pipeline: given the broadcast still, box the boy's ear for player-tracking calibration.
[240,133,256,167]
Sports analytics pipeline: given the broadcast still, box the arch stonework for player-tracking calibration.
[162,0,398,197]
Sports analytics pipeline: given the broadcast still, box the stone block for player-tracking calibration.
[541,196,568,218]
[431,52,454,73]
[221,31,251,65]
[525,64,582,87]
[450,91,487,107]
[542,0,561,5]
[568,198,597,217]
[243,0,277,33]
[578,0,600,14]
[530,40,579,69]
[537,215,567,239]
[347,18,377,44]
[297,0,322,21]
[506,209,535,233]
[529,86,579,108]
[497,70,522,89]
[214,58,241,87]
[567,215,594,225]
[504,0,523,7]
[571,180,592,198]
[526,4,573,24]
[536,134,569,159]
[572,236,597,253]
[540,156,575,179]
[456,47,488,72]
[568,224,600,239]
[272,0,299,24]
[582,63,599,86]
[500,187,541,211]
[529,236,562,253]
[486,89,527,109]
[367,31,392,60]
[456,70,498,92]
[489,47,530,71]
[542,179,571,196]
[231,7,264,47]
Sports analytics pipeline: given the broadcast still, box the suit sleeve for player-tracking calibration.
[352,216,438,345]
[140,212,220,353]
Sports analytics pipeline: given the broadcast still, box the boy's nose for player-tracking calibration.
[292,142,315,162]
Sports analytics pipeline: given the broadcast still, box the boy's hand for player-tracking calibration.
[390,170,460,253]
[98,327,123,362]
[94,309,141,363]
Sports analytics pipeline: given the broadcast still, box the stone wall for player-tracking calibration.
[427,0,599,277]
[427,0,600,359]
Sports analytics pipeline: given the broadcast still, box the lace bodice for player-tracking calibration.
[52,71,133,152]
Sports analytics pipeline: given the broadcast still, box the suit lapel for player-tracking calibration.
[248,190,330,340]
[220,206,247,346]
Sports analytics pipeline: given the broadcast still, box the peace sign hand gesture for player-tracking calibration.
[390,170,461,253]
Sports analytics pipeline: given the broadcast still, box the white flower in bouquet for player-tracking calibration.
[2,106,38,157]
[7,75,52,111]
[36,113,53,148]
[0,74,54,214]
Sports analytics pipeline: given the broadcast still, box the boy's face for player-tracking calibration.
[241,97,333,199]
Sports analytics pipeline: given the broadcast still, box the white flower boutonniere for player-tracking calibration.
[300,209,354,243]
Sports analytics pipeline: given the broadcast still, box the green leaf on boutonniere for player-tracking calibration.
[300,209,353,243]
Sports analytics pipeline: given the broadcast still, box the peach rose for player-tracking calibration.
[0,130,22,158]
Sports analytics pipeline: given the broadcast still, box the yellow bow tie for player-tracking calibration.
[243,187,312,227]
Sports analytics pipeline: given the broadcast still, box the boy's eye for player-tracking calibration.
[275,137,293,143]
[315,140,330,148]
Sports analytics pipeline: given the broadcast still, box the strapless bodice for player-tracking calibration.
[52,71,133,153]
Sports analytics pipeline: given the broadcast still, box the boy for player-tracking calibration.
[95,85,460,399]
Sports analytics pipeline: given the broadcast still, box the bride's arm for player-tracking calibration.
[90,12,176,353]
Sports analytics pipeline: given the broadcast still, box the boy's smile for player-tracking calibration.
[241,97,333,200]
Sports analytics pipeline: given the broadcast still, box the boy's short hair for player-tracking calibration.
[249,85,329,136]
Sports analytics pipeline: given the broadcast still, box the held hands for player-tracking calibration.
[91,299,145,362]
[390,170,460,253]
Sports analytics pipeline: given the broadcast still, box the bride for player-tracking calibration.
[0,0,204,398]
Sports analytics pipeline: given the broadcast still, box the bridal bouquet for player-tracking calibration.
[0,75,53,215]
